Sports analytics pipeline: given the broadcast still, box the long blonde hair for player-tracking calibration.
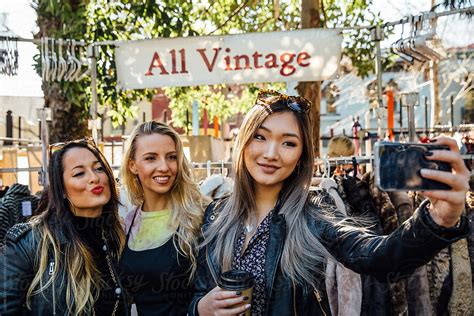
[203,94,335,289]
[121,121,206,277]
[26,141,125,315]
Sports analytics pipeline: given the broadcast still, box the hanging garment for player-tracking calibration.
[0,186,9,198]
[0,183,39,244]
[387,191,413,223]
[320,178,362,316]
[448,238,473,315]
[333,175,391,316]
[406,267,433,316]
[426,246,451,313]
[361,172,408,315]
[388,191,433,315]
[199,174,233,199]
[362,172,433,315]
[466,184,474,293]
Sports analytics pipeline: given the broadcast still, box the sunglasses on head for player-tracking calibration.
[48,137,97,158]
[255,89,311,114]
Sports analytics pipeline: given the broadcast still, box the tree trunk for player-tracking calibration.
[35,1,89,143]
[43,83,89,143]
[296,0,322,157]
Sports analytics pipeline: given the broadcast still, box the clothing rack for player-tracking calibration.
[3,6,471,181]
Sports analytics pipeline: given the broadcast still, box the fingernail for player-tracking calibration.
[236,291,242,296]
[420,169,431,176]
[243,296,249,301]
[424,151,434,157]
[246,304,251,309]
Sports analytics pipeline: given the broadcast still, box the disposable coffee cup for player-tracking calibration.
[219,270,254,316]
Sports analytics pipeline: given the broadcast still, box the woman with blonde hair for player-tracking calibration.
[327,135,356,176]
[327,135,355,157]
[189,90,470,316]
[0,138,127,315]
[119,121,207,315]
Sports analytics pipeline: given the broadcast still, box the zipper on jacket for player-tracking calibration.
[49,261,57,315]
[313,288,326,316]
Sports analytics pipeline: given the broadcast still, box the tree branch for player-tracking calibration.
[207,0,250,35]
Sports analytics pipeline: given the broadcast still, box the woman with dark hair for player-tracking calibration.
[190,90,470,316]
[0,138,127,315]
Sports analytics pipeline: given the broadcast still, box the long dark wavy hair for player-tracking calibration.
[26,140,125,315]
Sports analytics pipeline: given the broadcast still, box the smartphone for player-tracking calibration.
[374,141,452,191]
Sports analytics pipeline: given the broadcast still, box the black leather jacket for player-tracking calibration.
[189,199,469,316]
[0,223,128,315]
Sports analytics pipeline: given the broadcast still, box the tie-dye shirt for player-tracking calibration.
[125,207,175,251]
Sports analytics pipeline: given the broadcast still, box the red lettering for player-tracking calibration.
[170,49,178,74]
[297,52,310,67]
[252,51,263,69]
[179,49,188,73]
[264,53,278,68]
[224,48,232,70]
[196,48,222,72]
[234,55,251,70]
[280,53,296,76]
[145,52,169,76]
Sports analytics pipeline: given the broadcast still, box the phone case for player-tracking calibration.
[374,141,452,191]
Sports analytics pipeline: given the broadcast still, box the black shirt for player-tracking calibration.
[119,235,194,315]
[72,215,125,315]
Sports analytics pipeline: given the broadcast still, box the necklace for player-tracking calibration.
[92,229,120,316]
[244,216,257,235]
[244,223,256,235]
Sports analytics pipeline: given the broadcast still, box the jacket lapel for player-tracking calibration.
[263,213,286,314]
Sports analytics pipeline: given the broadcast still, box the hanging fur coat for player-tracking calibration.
[362,172,433,316]
[320,178,362,316]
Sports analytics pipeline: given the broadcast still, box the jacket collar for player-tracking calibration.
[263,212,286,314]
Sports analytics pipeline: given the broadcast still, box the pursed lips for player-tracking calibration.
[91,186,104,195]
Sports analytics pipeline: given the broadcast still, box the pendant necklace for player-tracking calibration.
[244,217,257,235]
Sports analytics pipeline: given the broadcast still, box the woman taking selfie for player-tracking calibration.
[190,90,470,316]
[119,121,206,315]
[0,139,127,315]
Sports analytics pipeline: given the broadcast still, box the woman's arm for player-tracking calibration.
[318,199,469,282]
[0,224,36,314]
[317,137,470,282]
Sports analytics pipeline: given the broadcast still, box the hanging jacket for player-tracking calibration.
[448,238,473,315]
[189,197,470,316]
[0,184,39,244]
[388,190,433,315]
[320,178,362,316]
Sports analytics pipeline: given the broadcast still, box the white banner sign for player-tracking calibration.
[115,28,342,89]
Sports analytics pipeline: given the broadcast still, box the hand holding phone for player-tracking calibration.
[375,141,452,191]
[375,137,469,228]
